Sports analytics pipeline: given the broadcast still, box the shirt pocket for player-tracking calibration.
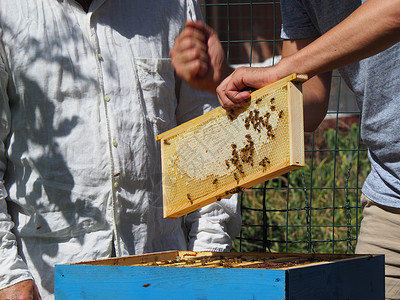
[133,57,177,131]
[9,181,108,238]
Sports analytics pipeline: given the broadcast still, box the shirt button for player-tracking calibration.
[112,139,118,148]
[113,181,119,189]
[97,54,103,61]
[104,95,110,102]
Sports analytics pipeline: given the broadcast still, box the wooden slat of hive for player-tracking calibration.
[156,73,308,219]
[73,251,375,271]
[128,252,373,270]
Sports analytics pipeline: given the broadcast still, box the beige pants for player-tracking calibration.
[356,194,400,300]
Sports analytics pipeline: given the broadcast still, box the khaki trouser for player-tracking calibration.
[356,194,400,300]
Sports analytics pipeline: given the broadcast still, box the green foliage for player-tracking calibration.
[233,120,371,254]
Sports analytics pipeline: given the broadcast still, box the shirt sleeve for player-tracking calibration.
[0,44,34,290]
[186,0,204,23]
[280,0,320,40]
[186,194,242,252]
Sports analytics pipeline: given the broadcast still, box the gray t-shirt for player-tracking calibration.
[281,0,400,208]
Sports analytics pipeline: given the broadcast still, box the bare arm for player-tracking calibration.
[217,0,400,122]
[277,0,400,78]
[283,39,332,132]
[0,280,41,300]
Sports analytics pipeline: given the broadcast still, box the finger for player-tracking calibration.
[226,90,251,104]
[217,76,252,108]
[185,20,208,33]
[171,34,209,66]
[174,59,208,81]
[217,95,245,110]
[178,25,207,45]
[218,89,250,108]
[217,84,236,109]
[217,94,235,110]
[186,20,217,41]
[171,47,209,77]
[171,45,209,66]
[173,34,207,55]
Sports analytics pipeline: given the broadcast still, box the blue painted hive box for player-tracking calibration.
[55,251,384,299]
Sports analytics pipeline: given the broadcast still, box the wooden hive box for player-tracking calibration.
[156,74,308,218]
[54,251,384,299]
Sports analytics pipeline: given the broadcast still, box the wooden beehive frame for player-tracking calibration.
[156,73,308,219]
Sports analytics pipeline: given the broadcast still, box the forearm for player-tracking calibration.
[277,0,400,78]
[215,0,400,117]
[272,38,331,132]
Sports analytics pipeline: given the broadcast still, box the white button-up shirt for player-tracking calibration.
[0,0,241,298]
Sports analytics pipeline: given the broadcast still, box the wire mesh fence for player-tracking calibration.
[198,0,369,254]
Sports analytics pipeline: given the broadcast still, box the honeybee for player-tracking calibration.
[225,159,230,169]
[233,172,239,182]
[231,157,239,165]
[259,157,270,167]
[237,164,244,174]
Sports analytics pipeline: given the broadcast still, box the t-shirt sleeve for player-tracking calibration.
[280,0,320,39]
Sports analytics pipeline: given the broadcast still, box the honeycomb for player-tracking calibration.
[157,74,306,218]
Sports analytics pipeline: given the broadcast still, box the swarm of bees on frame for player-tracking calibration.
[192,93,285,204]
[225,95,283,184]
[225,134,255,181]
